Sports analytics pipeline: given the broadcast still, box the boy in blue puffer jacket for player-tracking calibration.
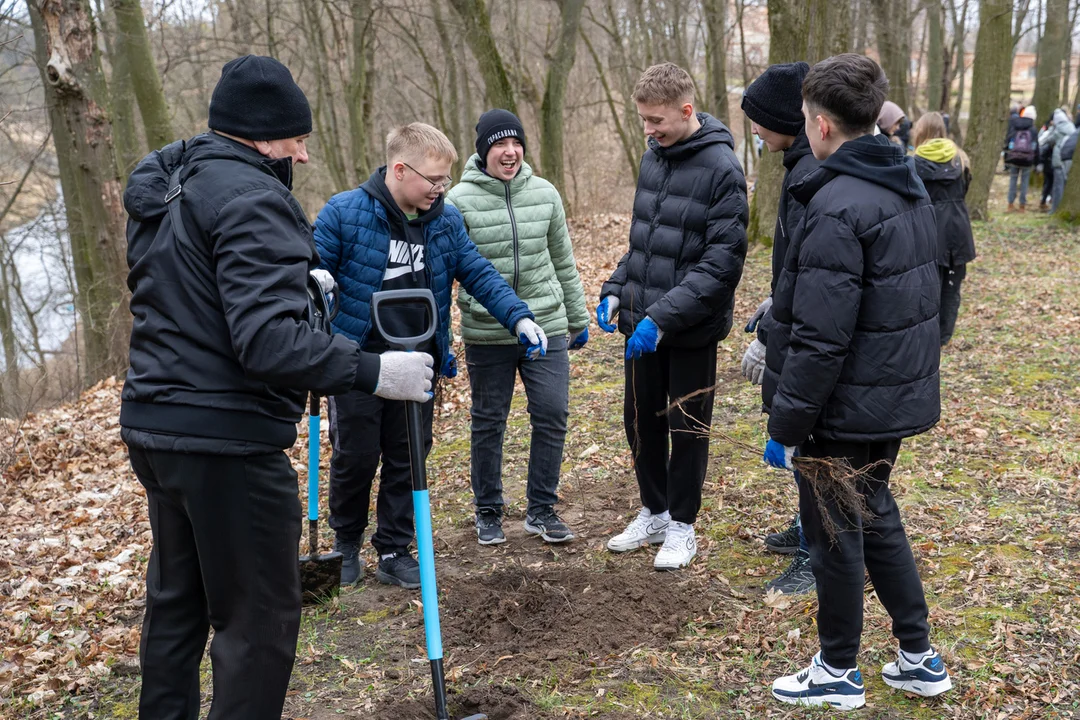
[314,123,544,589]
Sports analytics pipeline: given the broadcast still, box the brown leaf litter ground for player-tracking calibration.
[3,184,1080,719]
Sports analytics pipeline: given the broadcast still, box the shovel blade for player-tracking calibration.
[299,550,343,605]
[459,716,488,720]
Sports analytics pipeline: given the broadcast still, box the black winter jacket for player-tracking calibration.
[914,154,976,267]
[757,131,821,346]
[601,114,748,348]
[762,134,941,446]
[121,133,380,454]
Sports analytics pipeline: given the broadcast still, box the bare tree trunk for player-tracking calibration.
[703,0,730,125]
[737,0,753,176]
[1061,0,1078,105]
[448,0,517,114]
[748,0,810,246]
[540,0,585,202]
[1033,0,1068,125]
[348,0,376,183]
[111,0,173,151]
[927,0,946,111]
[871,0,912,112]
[29,0,130,385]
[432,0,465,176]
[1059,160,1080,222]
[966,0,1013,220]
[580,26,638,183]
[93,0,139,175]
[300,1,349,190]
[948,0,970,144]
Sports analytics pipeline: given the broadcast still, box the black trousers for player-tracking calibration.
[798,437,931,669]
[128,446,302,720]
[939,263,967,346]
[327,388,434,555]
[623,343,717,524]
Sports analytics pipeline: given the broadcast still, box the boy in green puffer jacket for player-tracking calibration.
[446,109,589,546]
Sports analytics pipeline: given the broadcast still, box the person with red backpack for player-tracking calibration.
[1003,104,1038,212]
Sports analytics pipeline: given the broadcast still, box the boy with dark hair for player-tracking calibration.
[739,60,821,596]
[598,62,748,571]
[315,123,544,589]
[762,54,952,710]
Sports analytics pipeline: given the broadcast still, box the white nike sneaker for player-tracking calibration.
[772,652,866,710]
[653,521,696,570]
[606,508,669,553]
[881,649,953,697]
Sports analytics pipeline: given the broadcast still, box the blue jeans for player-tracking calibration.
[1007,164,1031,206]
[1051,161,1073,213]
[466,335,570,515]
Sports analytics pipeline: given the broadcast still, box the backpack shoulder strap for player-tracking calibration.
[165,165,192,246]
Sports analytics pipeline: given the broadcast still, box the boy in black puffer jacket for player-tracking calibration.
[598,62,748,572]
[913,111,976,345]
[764,55,952,711]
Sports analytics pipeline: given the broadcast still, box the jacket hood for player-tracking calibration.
[1012,116,1035,131]
[460,153,534,195]
[1052,108,1075,133]
[914,138,957,164]
[793,134,928,203]
[122,133,294,222]
[914,154,963,182]
[782,131,813,171]
[361,166,446,226]
[650,113,735,161]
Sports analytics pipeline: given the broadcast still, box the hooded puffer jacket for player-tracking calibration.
[446,156,589,344]
[762,134,941,446]
[1039,109,1077,168]
[914,139,975,267]
[601,113,749,348]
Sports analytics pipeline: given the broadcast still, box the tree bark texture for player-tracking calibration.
[110,0,173,151]
[448,0,518,114]
[540,0,586,204]
[966,0,1014,221]
[1032,0,1068,126]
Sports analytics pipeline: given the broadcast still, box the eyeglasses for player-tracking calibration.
[403,162,453,192]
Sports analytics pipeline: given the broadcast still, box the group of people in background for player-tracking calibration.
[1004,101,1078,213]
[118,49,969,718]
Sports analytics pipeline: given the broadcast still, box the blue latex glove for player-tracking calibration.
[625,316,661,360]
[570,327,589,350]
[596,296,619,333]
[441,352,457,379]
[763,439,796,470]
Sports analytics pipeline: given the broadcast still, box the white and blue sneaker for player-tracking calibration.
[772,652,866,710]
[882,649,953,697]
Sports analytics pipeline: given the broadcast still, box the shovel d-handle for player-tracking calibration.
[370,289,438,351]
[307,393,321,557]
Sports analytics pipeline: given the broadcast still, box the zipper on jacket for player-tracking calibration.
[505,182,520,291]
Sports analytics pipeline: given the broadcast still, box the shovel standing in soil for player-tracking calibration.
[371,289,486,720]
[299,274,343,604]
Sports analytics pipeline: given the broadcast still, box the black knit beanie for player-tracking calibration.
[208,55,312,141]
[741,61,811,136]
[475,109,526,167]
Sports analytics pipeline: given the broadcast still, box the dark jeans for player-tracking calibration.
[327,388,434,555]
[939,263,967,345]
[1042,165,1056,205]
[799,436,931,669]
[466,335,569,515]
[1007,164,1031,206]
[128,446,302,720]
[624,342,717,525]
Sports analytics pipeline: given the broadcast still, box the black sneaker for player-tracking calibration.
[334,536,364,585]
[476,508,506,545]
[375,551,421,589]
[523,507,575,543]
[765,549,816,595]
[764,515,801,555]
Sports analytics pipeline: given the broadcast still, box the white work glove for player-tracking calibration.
[514,318,548,360]
[373,351,434,402]
[741,339,767,385]
[745,296,772,333]
[310,269,335,293]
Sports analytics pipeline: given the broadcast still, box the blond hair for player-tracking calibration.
[632,62,695,108]
[386,122,458,166]
[913,111,969,170]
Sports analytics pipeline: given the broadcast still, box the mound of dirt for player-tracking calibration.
[371,683,531,720]
[437,564,717,676]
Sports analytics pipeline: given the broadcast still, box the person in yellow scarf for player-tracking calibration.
[912,112,975,345]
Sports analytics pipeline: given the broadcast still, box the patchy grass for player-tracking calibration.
[8,187,1080,719]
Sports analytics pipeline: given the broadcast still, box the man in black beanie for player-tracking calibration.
[120,55,434,720]
[739,60,822,597]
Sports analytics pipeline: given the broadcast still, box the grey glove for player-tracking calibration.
[741,339,766,385]
[373,351,435,402]
[310,269,335,293]
[514,318,549,360]
[745,296,773,333]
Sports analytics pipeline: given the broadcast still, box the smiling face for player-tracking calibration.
[485,137,524,181]
[389,154,453,214]
[635,100,696,147]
